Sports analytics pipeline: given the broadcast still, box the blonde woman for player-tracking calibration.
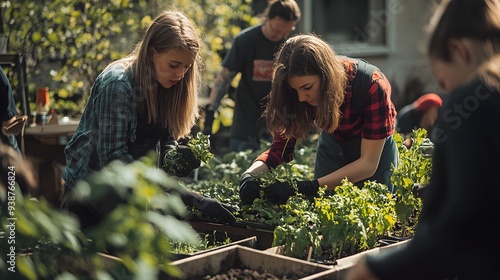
[62,11,235,229]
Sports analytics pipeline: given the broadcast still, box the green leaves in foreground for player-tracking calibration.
[78,159,200,278]
[1,156,200,280]
[268,179,396,260]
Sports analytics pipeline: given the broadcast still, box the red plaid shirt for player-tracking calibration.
[256,57,396,168]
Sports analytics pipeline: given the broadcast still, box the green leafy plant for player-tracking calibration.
[0,189,89,280]
[187,132,214,164]
[1,154,200,279]
[314,180,396,260]
[391,128,433,235]
[162,133,213,177]
[182,131,430,262]
[267,195,321,259]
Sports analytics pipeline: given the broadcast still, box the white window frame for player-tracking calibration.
[301,0,399,57]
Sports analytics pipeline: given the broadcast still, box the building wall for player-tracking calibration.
[296,0,444,110]
[369,0,441,109]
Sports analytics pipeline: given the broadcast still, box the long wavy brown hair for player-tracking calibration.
[107,10,202,139]
[265,34,347,139]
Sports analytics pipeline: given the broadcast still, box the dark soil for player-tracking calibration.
[201,268,298,280]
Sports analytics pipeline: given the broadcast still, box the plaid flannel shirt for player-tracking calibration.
[63,63,139,190]
[256,57,396,168]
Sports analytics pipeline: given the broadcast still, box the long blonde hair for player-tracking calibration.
[108,10,202,139]
[266,34,346,139]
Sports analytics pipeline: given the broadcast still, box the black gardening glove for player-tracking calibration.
[263,179,320,204]
[239,173,263,205]
[162,144,201,177]
[181,190,236,224]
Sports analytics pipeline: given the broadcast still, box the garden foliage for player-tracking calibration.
[185,129,433,261]
[2,0,256,116]
[0,128,433,278]
[0,155,199,279]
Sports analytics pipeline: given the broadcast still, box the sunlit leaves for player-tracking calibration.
[140,15,153,28]
[4,0,148,115]
[187,134,421,262]
[187,132,214,163]
[391,129,432,234]
[3,0,258,116]
[0,154,199,279]
[313,180,396,258]
[32,32,41,42]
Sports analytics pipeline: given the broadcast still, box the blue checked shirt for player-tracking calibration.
[63,63,146,190]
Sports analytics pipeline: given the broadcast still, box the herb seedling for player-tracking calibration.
[163,132,214,175]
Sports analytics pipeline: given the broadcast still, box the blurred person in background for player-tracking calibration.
[396,92,442,147]
[202,0,301,152]
[1,66,26,155]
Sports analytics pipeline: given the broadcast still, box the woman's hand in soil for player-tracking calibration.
[263,180,319,204]
[194,197,236,224]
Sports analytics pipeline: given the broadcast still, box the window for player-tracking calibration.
[302,0,396,56]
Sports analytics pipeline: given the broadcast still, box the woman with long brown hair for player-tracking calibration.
[240,33,398,205]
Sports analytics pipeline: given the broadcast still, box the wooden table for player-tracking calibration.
[23,121,78,206]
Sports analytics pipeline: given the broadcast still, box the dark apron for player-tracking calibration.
[314,131,397,192]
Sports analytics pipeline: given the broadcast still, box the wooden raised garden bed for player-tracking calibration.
[264,238,412,279]
[171,236,257,260]
[188,219,275,250]
[161,245,336,280]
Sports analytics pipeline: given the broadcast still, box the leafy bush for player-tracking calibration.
[391,128,433,235]
[238,165,396,261]
[1,155,199,279]
[314,180,396,260]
